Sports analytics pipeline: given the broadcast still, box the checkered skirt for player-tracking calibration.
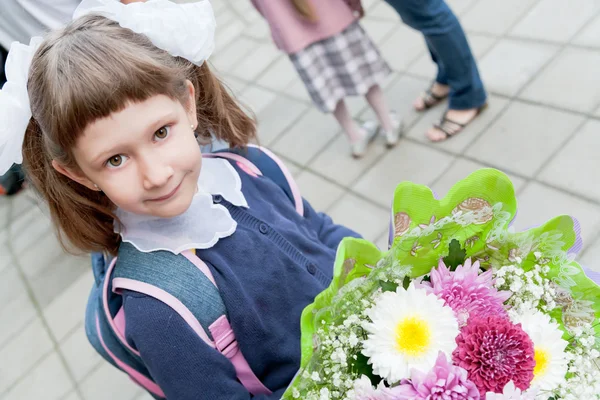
[290,22,391,113]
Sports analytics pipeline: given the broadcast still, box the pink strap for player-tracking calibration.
[210,315,273,396]
[95,314,166,398]
[103,257,141,357]
[181,250,217,286]
[205,148,304,216]
[248,144,304,216]
[113,278,216,348]
[113,253,270,395]
[203,152,263,176]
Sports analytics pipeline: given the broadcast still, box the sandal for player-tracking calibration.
[431,104,488,142]
[415,83,449,111]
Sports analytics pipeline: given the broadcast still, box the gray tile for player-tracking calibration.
[11,207,53,255]
[408,34,498,79]
[431,158,527,200]
[521,47,600,113]
[538,120,600,202]
[285,78,313,103]
[361,20,398,45]
[308,133,388,188]
[478,38,559,96]
[30,254,90,307]
[445,0,478,15]
[295,171,345,212]
[3,353,73,400]
[0,319,54,393]
[62,391,83,400]
[467,101,584,177]
[0,293,37,349]
[18,226,65,280]
[61,324,103,383]
[0,243,11,276]
[368,1,401,21]
[255,96,309,146]
[209,36,257,74]
[378,25,427,72]
[10,191,36,220]
[133,392,156,400]
[360,75,429,130]
[238,86,277,115]
[0,266,27,307]
[0,198,9,229]
[512,182,600,249]
[510,0,599,43]
[462,0,539,35]
[328,193,389,242]
[220,75,248,98]
[215,19,246,50]
[580,236,600,271]
[405,95,510,154]
[271,109,341,166]
[79,363,142,400]
[596,105,600,118]
[573,15,600,48]
[230,44,281,81]
[242,19,272,40]
[256,56,297,92]
[353,140,454,207]
[43,268,94,342]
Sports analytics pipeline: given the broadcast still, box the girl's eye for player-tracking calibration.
[106,154,128,169]
[155,126,170,140]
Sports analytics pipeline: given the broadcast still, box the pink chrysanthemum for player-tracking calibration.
[424,259,510,327]
[453,316,535,396]
[390,352,480,400]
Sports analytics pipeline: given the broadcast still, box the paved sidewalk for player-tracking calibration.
[1,0,599,398]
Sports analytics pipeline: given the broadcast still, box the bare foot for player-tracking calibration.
[413,82,450,111]
[426,107,480,142]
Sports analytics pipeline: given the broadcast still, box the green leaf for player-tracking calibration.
[350,353,381,386]
[443,239,467,271]
[379,280,398,292]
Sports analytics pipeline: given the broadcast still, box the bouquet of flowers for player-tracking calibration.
[283,169,600,400]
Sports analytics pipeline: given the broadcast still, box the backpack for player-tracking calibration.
[84,145,304,399]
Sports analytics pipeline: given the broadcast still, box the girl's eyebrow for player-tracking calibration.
[90,111,178,165]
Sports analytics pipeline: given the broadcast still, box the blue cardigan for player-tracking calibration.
[121,161,360,399]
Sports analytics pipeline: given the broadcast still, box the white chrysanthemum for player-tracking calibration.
[512,310,569,392]
[361,283,459,384]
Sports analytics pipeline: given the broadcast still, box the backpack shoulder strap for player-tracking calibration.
[206,145,304,216]
[111,242,272,396]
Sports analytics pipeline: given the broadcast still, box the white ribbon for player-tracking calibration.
[0,37,43,175]
[73,0,216,66]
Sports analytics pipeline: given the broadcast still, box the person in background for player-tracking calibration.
[251,0,403,158]
[385,0,488,142]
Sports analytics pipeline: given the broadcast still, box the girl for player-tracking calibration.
[0,0,361,398]
[251,0,403,158]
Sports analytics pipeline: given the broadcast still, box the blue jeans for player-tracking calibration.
[385,0,487,110]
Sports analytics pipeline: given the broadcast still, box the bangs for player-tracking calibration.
[29,15,189,152]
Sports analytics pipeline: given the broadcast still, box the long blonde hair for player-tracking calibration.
[23,15,256,255]
[291,0,318,22]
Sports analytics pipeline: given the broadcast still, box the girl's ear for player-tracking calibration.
[52,160,99,191]
[184,80,198,129]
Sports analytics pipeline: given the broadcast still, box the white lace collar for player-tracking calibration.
[115,157,247,254]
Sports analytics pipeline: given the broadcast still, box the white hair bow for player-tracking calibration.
[73,0,216,66]
[0,0,215,175]
[0,37,43,175]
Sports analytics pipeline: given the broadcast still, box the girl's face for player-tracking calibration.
[55,83,202,218]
